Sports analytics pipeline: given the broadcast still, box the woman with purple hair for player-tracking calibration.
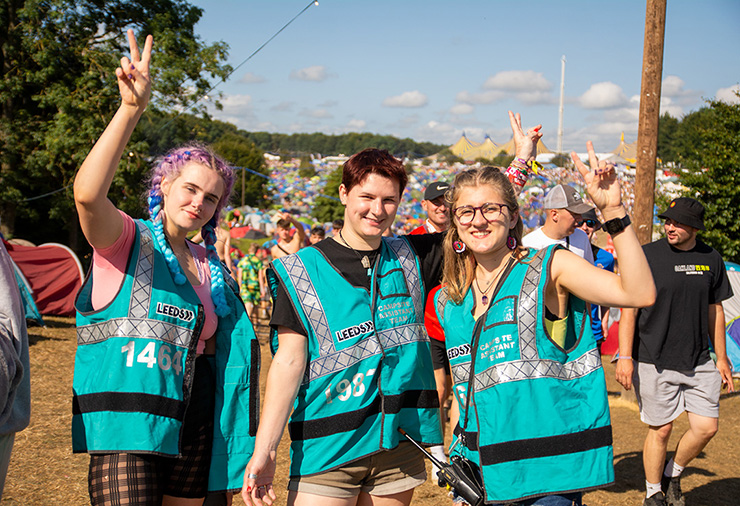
[72,30,259,505]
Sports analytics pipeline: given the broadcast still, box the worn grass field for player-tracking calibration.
[3,316,739,505]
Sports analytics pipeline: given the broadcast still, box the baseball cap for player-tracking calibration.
[578,208,602,229]
[543,184,593,213]
[424,181,450,201]
[658,197,705,230]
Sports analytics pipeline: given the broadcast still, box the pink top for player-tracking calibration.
[91,211,217,354]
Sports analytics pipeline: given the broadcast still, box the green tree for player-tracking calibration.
[550,153,570,167]
[492,152,515,167]
[212,134,268,209]
[1,0,230,249]
[657,112,680,164]
[677,96,740,261]
[311,167,344,223]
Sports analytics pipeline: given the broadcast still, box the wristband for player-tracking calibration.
[514,157,532,167]
[505,164,529,188]
[617,356,632,360]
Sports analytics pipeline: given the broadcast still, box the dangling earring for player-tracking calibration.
[453,240,466,253]
[506,234,517,250]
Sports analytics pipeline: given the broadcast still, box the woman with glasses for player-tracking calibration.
[435,143,655,505]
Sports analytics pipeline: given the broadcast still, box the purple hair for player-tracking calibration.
[146,143,235,317]
[148,144,235,221]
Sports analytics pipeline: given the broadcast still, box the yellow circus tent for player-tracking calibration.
[611,132,637,163]
[494,137,553,156]
[464,135,501,161]
[449,132,481,159]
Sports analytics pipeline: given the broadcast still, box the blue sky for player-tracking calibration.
[191,0,740,153]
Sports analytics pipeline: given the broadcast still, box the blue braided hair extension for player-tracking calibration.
[148,191,187,285]
[201,217,230,317]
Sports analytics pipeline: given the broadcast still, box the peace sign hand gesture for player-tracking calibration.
[115,29,153,110]
[509,111,543,163]
[570,141,621,214]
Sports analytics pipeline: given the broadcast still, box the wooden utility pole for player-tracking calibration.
[634,0,667,245]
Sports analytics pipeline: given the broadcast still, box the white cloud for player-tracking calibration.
[270,101,295,112]
[662,75,689,97]
[382,90,428,108]
[580,82,629,109]
[319,99,338,108]
[299,108,333,119]
[290,65,329,82]
[716,84,740,104]
[415,120,460,144]
[483,70,551,92]
[455,90,506,105]
[450,103,474,115]
[216,94,254,115]
[659,97,684,118]
[239,72,265,84]
[345,119,367,131]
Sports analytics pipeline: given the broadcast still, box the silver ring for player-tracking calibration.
[247,473,258,479]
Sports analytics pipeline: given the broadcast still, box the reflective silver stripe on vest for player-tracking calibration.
[451,362,471,385]
[473,347,603,392]
[304,324,426,383]
[518,249,546,361]
[77,317,192,346]
[279,253,335,355]
[385,237,423,319]
[436,287,449,326]
[130,221,155,319]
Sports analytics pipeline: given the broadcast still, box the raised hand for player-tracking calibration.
[115,29,153,109]
[570,141,620,212]
[509,111,543,163]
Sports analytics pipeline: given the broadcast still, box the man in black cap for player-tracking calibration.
[616,197,735,506]
[410,181,450,235]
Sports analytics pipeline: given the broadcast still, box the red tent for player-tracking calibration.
[3,240,84,316]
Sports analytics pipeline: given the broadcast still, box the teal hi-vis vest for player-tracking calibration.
[73,220,260,492]
[269,237,442,477]
[437,246,613,504]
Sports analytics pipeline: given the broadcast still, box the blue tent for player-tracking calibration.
[10,257,44,326]
[722,262,740,376]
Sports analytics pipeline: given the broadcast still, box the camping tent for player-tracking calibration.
[3,240,84,316]
[723,262,740,375]
[10,258,45,326]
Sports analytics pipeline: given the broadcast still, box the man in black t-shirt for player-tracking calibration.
[616,197,735,506]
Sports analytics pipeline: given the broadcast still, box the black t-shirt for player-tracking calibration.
[634,238,732,370]
[270,233,445,337]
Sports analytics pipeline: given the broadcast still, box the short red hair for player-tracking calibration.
[341,148,407,197]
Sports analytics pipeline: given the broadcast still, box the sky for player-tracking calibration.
[190,0,740,154]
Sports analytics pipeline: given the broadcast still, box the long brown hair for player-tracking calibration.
[442,166,527,304]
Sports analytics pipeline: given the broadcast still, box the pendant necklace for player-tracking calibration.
[339,230,373,276]
[473,255,511,305]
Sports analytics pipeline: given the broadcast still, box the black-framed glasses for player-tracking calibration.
[453,202,509,225]
[577,219,598,228]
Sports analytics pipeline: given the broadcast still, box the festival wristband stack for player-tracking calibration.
[505,157,531,188]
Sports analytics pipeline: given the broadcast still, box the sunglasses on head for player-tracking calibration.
[577,219,598,228]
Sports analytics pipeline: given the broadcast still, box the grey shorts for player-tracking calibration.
[633,359,721,426]
[287,442,426,499]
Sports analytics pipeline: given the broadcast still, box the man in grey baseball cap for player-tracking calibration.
[522,184,596,264]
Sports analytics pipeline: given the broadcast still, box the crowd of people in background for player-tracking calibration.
[1,29,732,506]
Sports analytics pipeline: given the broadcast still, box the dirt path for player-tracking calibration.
[3,317,738,505]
